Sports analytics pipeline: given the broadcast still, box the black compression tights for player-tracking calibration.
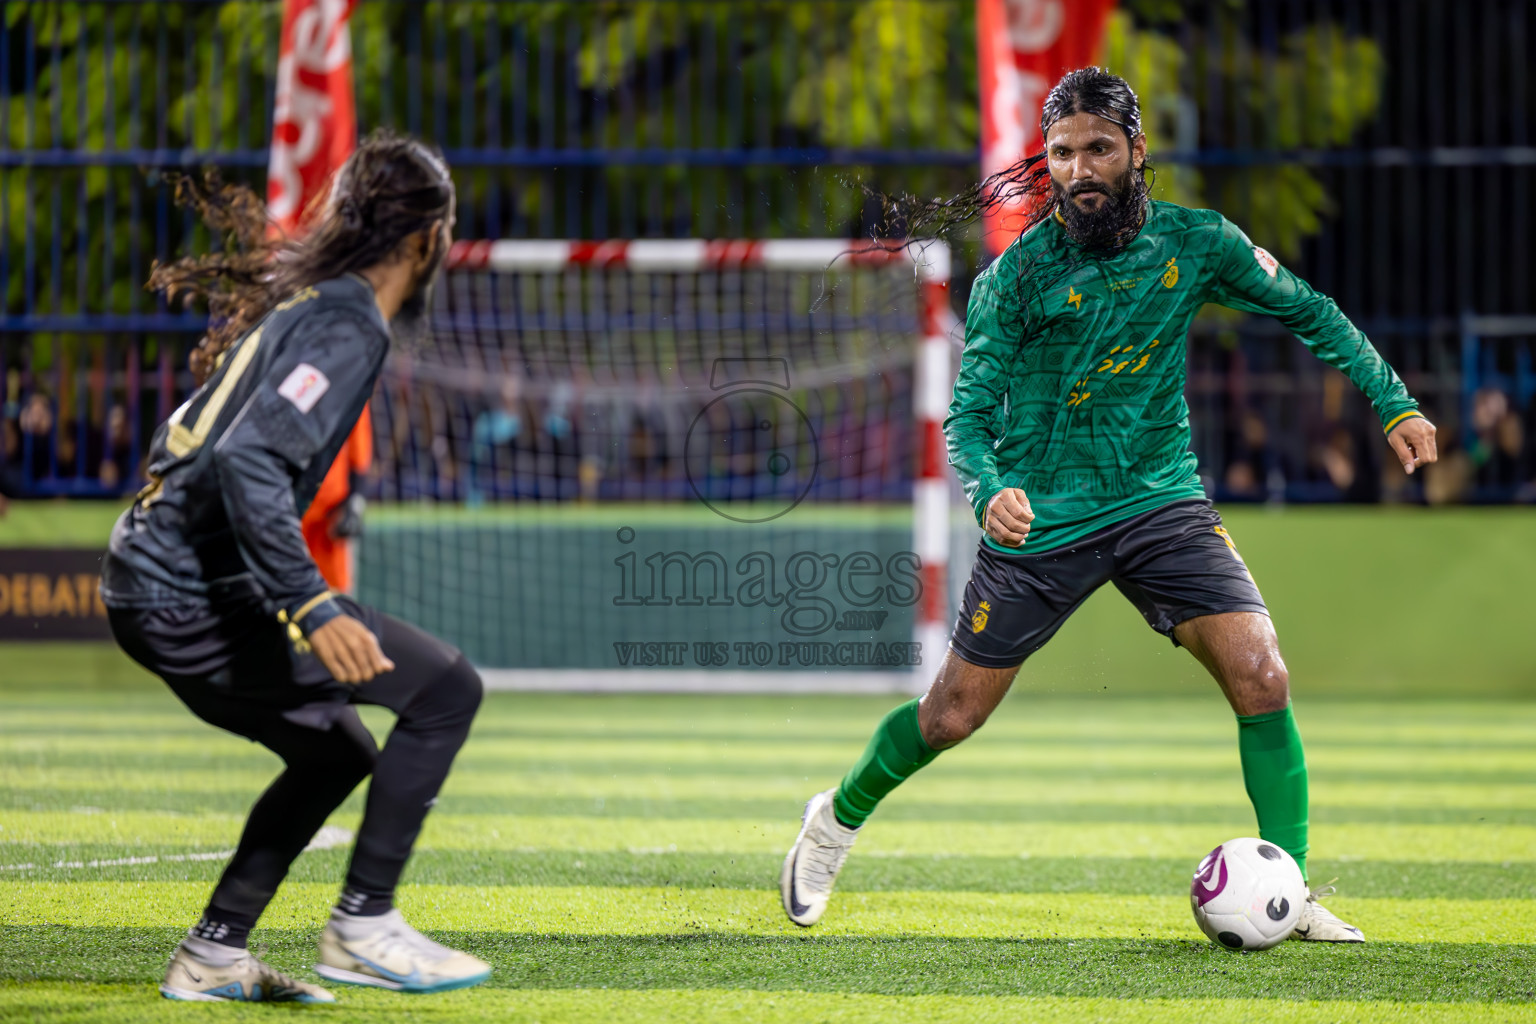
[164,617,483,938]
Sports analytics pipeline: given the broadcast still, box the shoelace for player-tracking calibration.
[799,821,854,891]
[1308,879,1340,903]
[364,920,454,963]
[237,955,312,992]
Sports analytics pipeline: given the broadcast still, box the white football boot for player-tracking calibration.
[160,939,335,1003]
[316,908,492,993]
[781,788,860,927]
[1290,884,1365,942]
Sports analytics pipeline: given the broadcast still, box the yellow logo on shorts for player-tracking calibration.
[276,609,313,656]
[1162,257,1179,288]
[971,601,991,634]
[1213,525,1256,581]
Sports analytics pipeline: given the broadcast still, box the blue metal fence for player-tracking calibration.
[2,0,1534,501]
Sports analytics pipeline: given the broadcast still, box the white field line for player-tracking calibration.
[0,825,353,873]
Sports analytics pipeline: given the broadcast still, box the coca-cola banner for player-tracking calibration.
[267,0,357,234]
[977,0,1118,255]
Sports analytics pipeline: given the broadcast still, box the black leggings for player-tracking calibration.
[110,602,483,926]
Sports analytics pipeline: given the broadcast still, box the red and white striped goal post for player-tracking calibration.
[446,238,956,685]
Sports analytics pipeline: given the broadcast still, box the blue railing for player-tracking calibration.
[3,0,1534,502]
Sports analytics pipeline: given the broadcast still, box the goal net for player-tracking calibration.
[357,239,975,692]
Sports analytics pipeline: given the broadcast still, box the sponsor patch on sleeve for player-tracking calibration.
[1252,246,1279,278]
[277,363,330,413]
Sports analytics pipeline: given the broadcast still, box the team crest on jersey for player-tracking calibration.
[1066,286,1083,311]
[1162,257,1179,288]
[1252,246,1279,278]
[971,600,991,634]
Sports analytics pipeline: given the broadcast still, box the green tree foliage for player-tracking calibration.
[1,0,1385,334]
[1105,0,1384,260]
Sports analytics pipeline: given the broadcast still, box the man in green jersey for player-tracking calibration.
[781,67,1437,942]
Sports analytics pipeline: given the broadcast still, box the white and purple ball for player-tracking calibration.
[1189,837,1307,951]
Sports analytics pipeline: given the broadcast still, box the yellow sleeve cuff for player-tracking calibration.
[291,591,337,624]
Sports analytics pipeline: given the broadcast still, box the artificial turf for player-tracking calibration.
[2,661,1534,1022]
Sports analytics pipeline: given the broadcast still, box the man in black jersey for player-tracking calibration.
[103,132,490,1002]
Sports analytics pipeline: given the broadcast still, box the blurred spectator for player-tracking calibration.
[1223,408,1279,500]
[626,409,661,484]
[415,387,459,491]
[1292,412,1381,503]
[1414,397,1467,505]
[1315,425,1356,494]
[467,378,525,506]
[0,417,20,514]
[18,393,53,477]
[542,381,581,500]
[1466,388,1526,498]
[98,404,136,493]
[578,453,605,503]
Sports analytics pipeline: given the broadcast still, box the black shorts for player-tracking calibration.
[950,499,1268,669]
[108,595,464,733]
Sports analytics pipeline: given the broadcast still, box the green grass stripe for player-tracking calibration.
[7,717,1535,753]
[4,929,1535,1007]
[9,785,1536,828]
[6,983,1536,1024]
[4,881,1534,946]
[0,501,126,548]
[6,984,1536,1024]
[5,847,1535,901]
[12,726,1534,787]
[4,810,1534,863]
[7,764,1536,813]
[8,750,1530,786]
[7,698,1535,745]
[9,731,1532,776]
[6,695,1534,738]
[3,758,1528,797]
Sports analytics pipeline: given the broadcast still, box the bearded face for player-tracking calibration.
[388,223,449,349]
[1042,111,1150,253]
[1053,159,1145,251]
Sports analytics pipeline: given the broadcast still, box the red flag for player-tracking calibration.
[267,0,357,235]
[269,0,366,591]
[977,0,1117,255]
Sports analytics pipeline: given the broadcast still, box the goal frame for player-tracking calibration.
[438,238,954,694]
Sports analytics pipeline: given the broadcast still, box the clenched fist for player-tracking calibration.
[309,615,395,684]
[985,488,1035,548]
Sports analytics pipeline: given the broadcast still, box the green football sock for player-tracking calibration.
[832,699,939,828]
[1237,704,1310,883]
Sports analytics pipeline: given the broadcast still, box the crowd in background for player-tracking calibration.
[5,374,1535,514]
[1,390,138,513]
[1217,388,1536,506]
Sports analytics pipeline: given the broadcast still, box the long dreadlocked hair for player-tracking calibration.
[148,129,454,385]
[876,67,1150,248]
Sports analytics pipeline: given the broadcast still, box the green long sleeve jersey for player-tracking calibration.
[948,200,1422,553]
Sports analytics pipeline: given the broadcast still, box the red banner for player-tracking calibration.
[268,0,366,592]
[267,0,357,235]
[977,0,1117,255]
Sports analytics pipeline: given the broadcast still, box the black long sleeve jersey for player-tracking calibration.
[102,274,391,638]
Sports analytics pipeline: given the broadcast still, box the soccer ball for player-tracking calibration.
[1189,837,1306,950]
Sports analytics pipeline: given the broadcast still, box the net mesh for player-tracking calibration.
[358,251,976,678]
[373,263,921,506]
